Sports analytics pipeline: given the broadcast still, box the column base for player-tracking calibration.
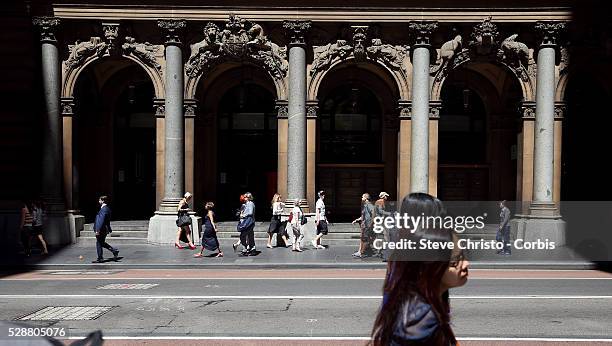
[148,212,202,245]
[158,197,182,213]
[529,201,561,218]
[512,217,566,247]
[284,198,310,213]
[67,210,85,244]
[44,212,72,246]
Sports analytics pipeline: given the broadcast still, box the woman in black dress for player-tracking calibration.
[195,201,223,257]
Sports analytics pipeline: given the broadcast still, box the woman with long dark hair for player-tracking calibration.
[370,193,469,346]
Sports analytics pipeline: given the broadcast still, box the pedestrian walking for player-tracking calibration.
[19,200,34,257]
[92,195,119,263]
[352,193,375,258]
[497,200,512,256]
[238,192,256,255]
[289,202,305,252]
[175,192,196,250]
[370,192,469,346]
[195,202,223,258]
[232,194,247,252]
[30,198,48,255]
[311,190,328,250]
[267,193,290,248]
[374,192,391,259]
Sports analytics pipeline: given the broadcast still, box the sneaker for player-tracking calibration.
[112,249,119,259]
[352,251,362,258]
[317,245,325,249]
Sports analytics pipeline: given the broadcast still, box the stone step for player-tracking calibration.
[77,236,148,245]
[84,222,149,231]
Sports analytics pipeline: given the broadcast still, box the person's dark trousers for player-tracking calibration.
[20,228,31,255]
[95,231,116,260]
[502,225,511,254]
[240,230,249,251]
[247,225,256,250]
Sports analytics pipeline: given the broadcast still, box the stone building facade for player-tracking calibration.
[3,1,611,244]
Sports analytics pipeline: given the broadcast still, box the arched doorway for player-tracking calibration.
[195,65,278,221]
[316,64,398,221]
[438,64,522,201]
[74,58,156,221]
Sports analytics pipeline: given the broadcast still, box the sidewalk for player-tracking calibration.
[0,239,595,270]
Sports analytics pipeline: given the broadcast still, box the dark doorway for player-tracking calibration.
[216,83,277,220]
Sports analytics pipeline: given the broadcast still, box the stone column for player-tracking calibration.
[33,17,70,245]
[283,20,311,209]
[429,101,442,197]
[276,101,289,201]
[397,101,412,200]
[531,21,565,215]
[519,102,536,206]
[148,20,201,244]
[515,22,566,246]
[553,102,565,203]
[153,99,166,210]
[184,99,197,207]
[408,21,437,193]
[306,101,318,211]
[158,19,186,212]
[60,97,75,210]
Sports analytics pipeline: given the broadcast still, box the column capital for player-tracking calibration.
[429,100,442,119]
[158,19,187,46]
[60,97,75,117]
[306,101,319,119]
[398,100,412,119]
[535,21,566,47]
[408,21,438,47]
[283,20,312,46]
[554,101,566,120]
[520,101,536,120]
[275,100,288,119]
[153,98,165,118]
[32,16,61,43]
[184,99,198,118]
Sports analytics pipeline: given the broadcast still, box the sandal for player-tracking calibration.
[193,253,203,258]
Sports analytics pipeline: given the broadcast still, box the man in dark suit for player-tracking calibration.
[93,195,119,263]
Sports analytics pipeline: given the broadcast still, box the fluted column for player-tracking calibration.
[157,19,186,212]
[531,21,565,216]
[283,20,311,208]
[408,21,437,193]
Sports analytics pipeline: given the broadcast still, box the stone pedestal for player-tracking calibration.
[511,217,566,246]
[67,210,85,244]
[148,213,202,245]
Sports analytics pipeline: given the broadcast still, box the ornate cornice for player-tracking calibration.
[275,100,288,119]
[554,102,566,120]
[32,16,61,43]
[306,101,319,118]
[429,100,442,119]
[60,97,75,117]
[153,98,165,118]
[283,20,312,46]
[398,100,412,119]
[408,21,438,47]
[122,36,162,70]
[158,19,186,46]
[520,101,536,120]
[535,21,566,47]
[184,99,197,118]
[186,14,287,81]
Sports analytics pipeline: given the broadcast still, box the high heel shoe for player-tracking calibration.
[174,243,185,249]
[188,244,197,250]
[215,252,224,258]
[232,243,238,252]
[194,253,203,258]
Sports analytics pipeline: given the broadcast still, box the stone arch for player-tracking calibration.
[62,49,164,99]
[308,55,409,102]
[431,57,534,102]
[186,62,285,101]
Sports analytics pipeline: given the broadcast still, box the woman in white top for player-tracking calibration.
[289,204,304,252]
[267,194,290,248]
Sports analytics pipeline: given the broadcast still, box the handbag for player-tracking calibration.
[176,214,192,227]
[300,214,307,225]
[237,216,254,232]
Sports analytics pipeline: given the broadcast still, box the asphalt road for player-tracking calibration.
[0,269,610,345]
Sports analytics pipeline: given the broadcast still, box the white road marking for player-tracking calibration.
[1,294,612,299]
[63,336,612,342]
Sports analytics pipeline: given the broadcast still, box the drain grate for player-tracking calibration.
[97,283,158,290]
[17,306,115,321]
